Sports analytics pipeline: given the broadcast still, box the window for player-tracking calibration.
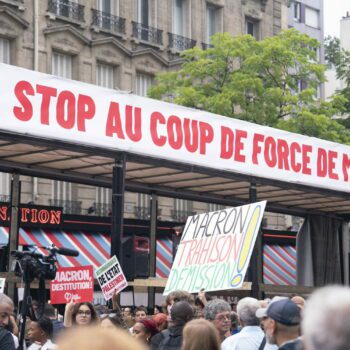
[293,1,301,22]
[52,52,72,79]
[0,173,10,197]
[172,199,193,222]
[97,0,112,13]
[206,4,221,42]
[245,19,259,39]
[135,73,154,97]
[138,0,149,25]
[208,203,225,212]
[174,0,184,36]
[95,187,111,216]
[96,63,115,89]
[305,7,319,28]
[135,193,150,219]
[0,38,10,64]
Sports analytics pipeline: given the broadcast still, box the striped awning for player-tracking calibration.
[0,226,110,269]
[156,238,173,278]
[263,244,297,285]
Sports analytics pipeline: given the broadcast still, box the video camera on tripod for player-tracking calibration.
[11,246,79,283]
[11,245,79,350]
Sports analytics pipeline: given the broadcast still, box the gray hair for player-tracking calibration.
[0,293,14,309]
[303,286,350,350]
[203,299,231,321]
[237,297,260,326]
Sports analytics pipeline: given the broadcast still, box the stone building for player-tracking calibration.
[0,0,289,227]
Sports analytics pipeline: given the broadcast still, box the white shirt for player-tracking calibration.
[222,326,264,350]
[28,340,56,350]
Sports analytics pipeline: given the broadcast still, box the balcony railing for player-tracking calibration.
[132,21,163,46]
[48,0,85,22]
[134,206,162,220]
[91,9,126,34]
[0,194,10,202]
[92,202,112,217]
[171,210,196,222]
[49,199,82,215]
[201,42,214,50]
[168,33,196,51]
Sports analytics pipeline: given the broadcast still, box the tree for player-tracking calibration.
[149,30,350,143]
[324,36,350,126]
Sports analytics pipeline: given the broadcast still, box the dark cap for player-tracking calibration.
[171,301,194,325]
[266,299,301,326]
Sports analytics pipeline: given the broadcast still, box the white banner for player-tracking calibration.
[164,201,266,294]
[1,63,349,193]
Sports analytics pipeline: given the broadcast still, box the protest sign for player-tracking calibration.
[164,201,266,295]
[0,278,5,293]
[50,266,94,304]
[96,256,128,301]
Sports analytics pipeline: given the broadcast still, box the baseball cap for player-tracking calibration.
[256,299,301,326]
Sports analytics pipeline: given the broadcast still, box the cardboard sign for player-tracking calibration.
[164,201,266,295]
[0,278,5,293]
[96,256,128,301]
[1,63,350,195]
[50,266,94,304]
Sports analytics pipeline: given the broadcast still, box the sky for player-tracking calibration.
[324,0,349,37]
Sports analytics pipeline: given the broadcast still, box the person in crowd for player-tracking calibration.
[290,296,305,311]
[222,297,264,350]
[153,313,168,331]
[181,318,221,350]
[203,299,231,342]
[151,300,194,350]
[302,285,350,350]
[123,307,135,328]
[27,317,56,350]
[100,312,126,329]
[257,299,302,350]
[230,311,240,335]
[154,306,162,315]
[93,304,109,317]
[0,293,20,347]
[135,306,148,322]
[64,301,98,327]
[0,326,15,350]
[56,326,147,350]
[165,291,194,323]
[132,319,159,345]
[43,304,64,341]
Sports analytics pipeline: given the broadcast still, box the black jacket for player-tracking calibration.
[150,325,184,350]
[279,338,303,350]
[0,328,15,350]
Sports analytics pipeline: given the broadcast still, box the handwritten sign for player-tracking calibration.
[164,201,266,294]
[96,256,128,301]
[50,266,94,304]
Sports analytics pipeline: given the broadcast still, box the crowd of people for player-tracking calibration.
[0,285,350,350]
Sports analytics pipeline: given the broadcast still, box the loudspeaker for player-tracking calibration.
[122,236,149,280]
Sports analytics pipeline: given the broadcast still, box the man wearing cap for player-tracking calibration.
[256,299,302,350]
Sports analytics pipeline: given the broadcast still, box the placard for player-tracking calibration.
[96,256,128,301]
[50,266,94,304]
[0,278,5,293]
[164,201,266,294]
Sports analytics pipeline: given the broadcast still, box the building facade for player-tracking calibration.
[288,0,325,98]
[0,0,289,228]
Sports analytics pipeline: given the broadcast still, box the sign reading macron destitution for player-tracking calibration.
[50,266,94,304]
[96,256,128,301]
[164,201,266,295]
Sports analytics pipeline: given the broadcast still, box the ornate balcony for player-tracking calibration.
[132,21,163,46]
[0,194,10,202]
[48,0,85,22]
[49,199,82,215]
[92,202,112,216]
[91,9,126,34]
[168,33,196,51]
[171,209,196,222]
[134,206,162,220]
[201,42,214,50]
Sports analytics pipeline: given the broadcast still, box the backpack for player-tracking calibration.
[158,329,171,350]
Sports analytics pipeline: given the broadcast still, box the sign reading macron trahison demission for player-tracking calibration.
[96,256,128,301]
[164,201,266,295]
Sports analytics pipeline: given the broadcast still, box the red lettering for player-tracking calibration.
[150,112,166,146]
[36,84,57,125]
[0,207,7,221]
[56,91,75,129]
[50,210,61,224]
[290,142,301,172]
[31,209,38,223]
[125,105,142,142]
[317,148,327,177]
[105,102,125,139]
[252,133,264,164]
[199,122,213,155]
[167,115,183,150]
[277,139,290,170]
[21,208,31,223]
[184,119,198,153]
[302,145,312,175]
[38,210,50,224]
[77,94,95,131]
[343,154,350,182]
[235,129,247,162]
[264,136,277,168]
[328,151,339,180]
[220,126,233,159]
[13,80,34,121]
